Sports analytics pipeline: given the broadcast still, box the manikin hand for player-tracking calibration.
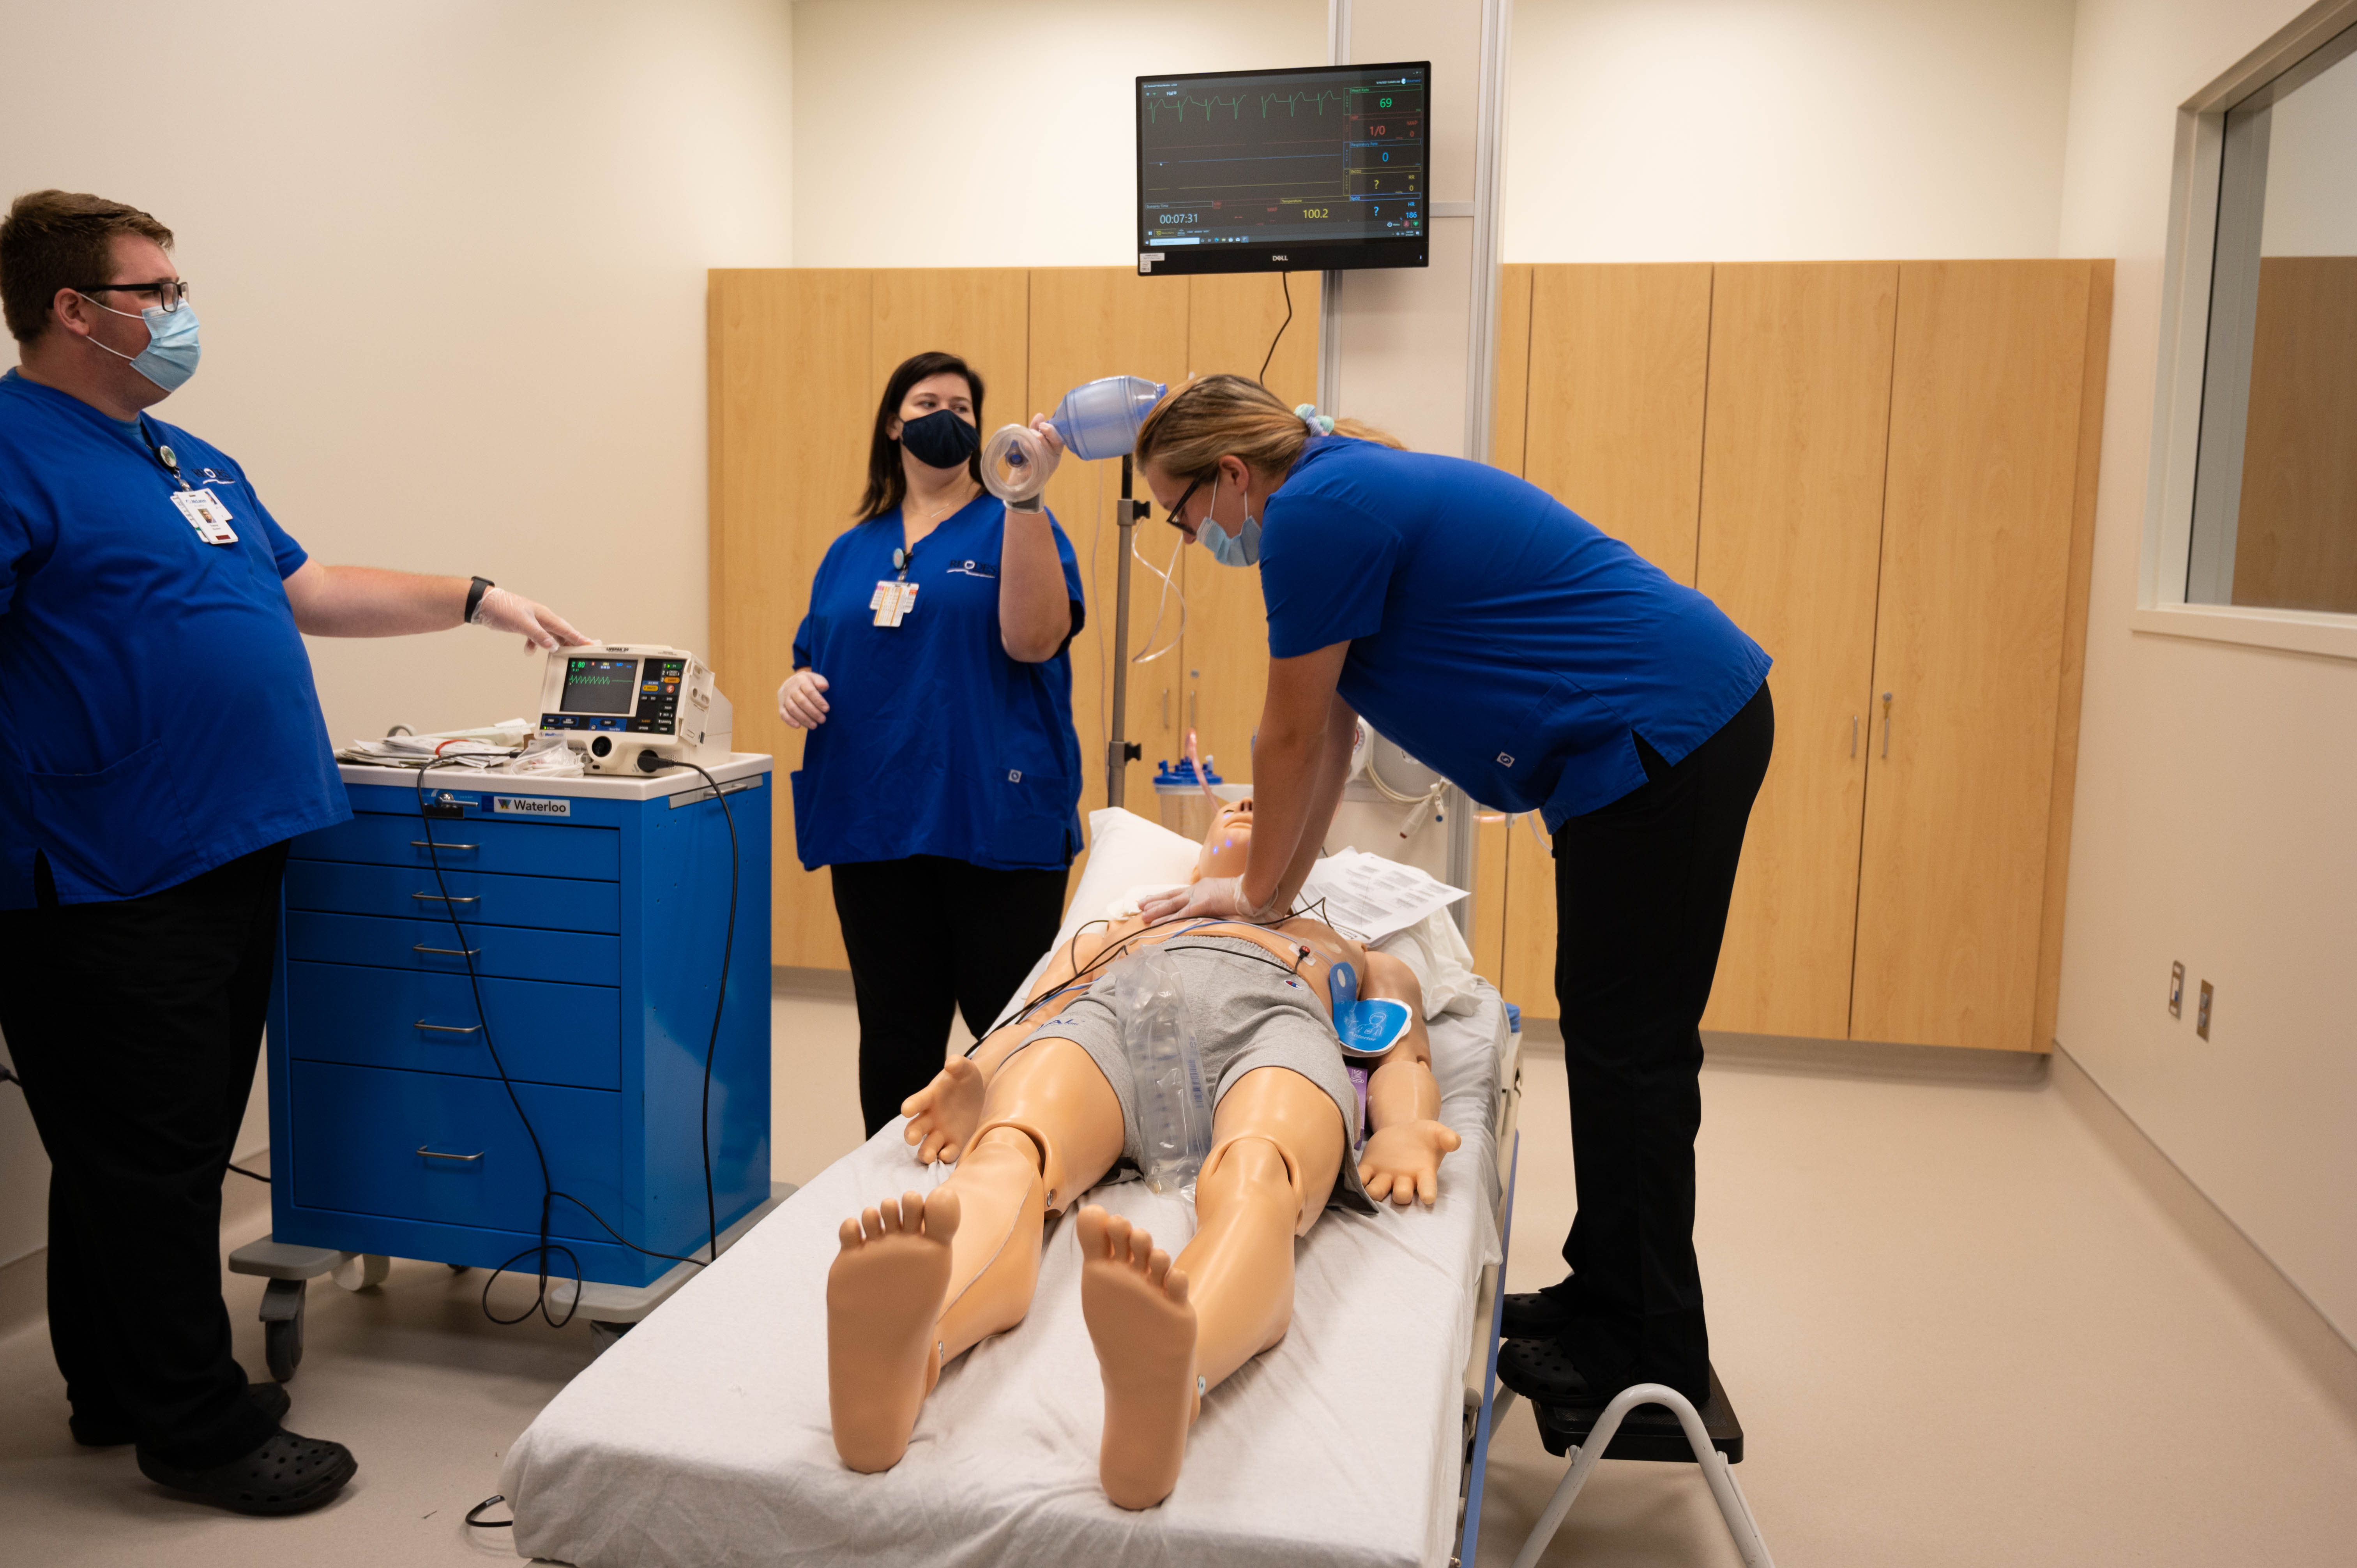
[1138,874,1279,925]
[1357,1119,1462,1208]
[471,587,592,652]
[901,1056,987,1164]
[777,669,831,729]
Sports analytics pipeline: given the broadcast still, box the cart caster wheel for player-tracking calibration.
[332,1253,390,1292]
[259,1278,307,1382]
[588,1320,634,1353]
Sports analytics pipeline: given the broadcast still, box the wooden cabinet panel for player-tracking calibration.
[1696,263,1898,1039]
[708,269,870,968]
[1853,262,2095,1052]
[1523,264,1714,583]
[870,269,1029,413]
[2232,256,2357,613]
[1178,272,1321,795]
[1024,269,1192,820]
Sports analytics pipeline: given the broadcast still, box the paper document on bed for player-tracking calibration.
[1296,849,1468,944]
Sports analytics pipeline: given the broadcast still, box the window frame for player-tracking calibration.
[2138,0,2357,662]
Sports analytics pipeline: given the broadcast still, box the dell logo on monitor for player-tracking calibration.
[1271,254,1288,261]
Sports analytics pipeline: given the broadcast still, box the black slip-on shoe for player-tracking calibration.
[1499,1289,1576,1342]
[136,1427,356,1515]
[73,1381,292,1448]
[1495,1337,1604,1407]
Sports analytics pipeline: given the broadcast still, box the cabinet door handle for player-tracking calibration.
[1851,715,1858,757]
[411,892,480,904]
[1161,688,1170,727]
[417,1146,484,1162]
[412,840,479,852]
[1880,692,1893,758]
[1189,691,1198,731]
[412,943,480,957]
[413,1020,482,1035]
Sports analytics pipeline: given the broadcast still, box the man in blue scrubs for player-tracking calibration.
[0,189,588,1513]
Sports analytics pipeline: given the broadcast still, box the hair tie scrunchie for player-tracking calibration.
[1294,403,1338,437]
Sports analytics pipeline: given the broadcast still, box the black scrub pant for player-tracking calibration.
[830,855,1069,1137]
[1547,682,1772,1406]
[0,841,290,1469]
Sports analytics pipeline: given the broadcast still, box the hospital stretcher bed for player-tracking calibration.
[502,811,1524,1568]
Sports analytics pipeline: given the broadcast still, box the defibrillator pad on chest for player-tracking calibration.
[1325,960,1413,1057]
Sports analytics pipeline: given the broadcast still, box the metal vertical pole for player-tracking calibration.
[1318,0,1350,415]
[1106,455,1142,808]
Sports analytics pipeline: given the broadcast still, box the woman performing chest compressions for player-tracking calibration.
[779,352,1089,1138]
[1131,374,1776,1415]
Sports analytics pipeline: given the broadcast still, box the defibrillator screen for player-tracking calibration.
[559,657,640,715]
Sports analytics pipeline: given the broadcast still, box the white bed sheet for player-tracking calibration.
[503,988,1507,1568]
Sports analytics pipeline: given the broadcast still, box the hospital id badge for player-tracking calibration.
[870,579,917,627]
[171,487,237,545]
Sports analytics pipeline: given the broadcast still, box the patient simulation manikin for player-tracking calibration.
[826,800,1462,1509]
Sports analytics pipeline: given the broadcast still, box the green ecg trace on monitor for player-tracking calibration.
[1136,60,1429,276]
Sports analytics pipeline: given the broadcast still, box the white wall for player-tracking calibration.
[0,0,795,1273]
[2055,0,2357,1345]
[792,0,1324,268]
[1502,0,2078,261]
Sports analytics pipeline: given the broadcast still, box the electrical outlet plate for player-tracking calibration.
[2196,980,2214,1040]
[2169,961,2185,1018]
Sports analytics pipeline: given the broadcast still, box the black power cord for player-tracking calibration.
[412,748,740,1328]
[1258,269,1294,386]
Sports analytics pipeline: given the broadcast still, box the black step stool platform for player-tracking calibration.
[1532,1364,1745,1463]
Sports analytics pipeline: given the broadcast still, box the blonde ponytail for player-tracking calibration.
[1133,374,1403,483]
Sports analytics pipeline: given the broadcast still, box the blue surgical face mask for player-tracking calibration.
[1200,473,1261,568]
[79,293,201,392]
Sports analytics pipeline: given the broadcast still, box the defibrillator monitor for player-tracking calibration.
[1135,60,1431,277]
[538,644,733,773]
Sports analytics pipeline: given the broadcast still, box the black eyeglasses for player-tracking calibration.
[73,280,192,313]
[1163,471,1211,532]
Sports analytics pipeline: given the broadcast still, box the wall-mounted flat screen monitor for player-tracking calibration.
[1136,60,1430,276]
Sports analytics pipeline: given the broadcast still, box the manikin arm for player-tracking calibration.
[1355,951,1461,1206]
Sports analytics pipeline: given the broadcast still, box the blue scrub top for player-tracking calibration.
[1260,437,1771,828]
[0,371,348,906]
[791,494,1087,871]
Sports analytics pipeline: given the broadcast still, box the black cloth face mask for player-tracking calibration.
[899,408,980,469]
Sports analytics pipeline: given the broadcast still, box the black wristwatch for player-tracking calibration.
[463,576,495,623]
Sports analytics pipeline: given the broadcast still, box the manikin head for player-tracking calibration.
[1193,797,1253,881]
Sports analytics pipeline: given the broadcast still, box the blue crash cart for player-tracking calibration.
[229,757,778,1378]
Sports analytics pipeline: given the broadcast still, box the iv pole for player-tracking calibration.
[1104,454,1145,808]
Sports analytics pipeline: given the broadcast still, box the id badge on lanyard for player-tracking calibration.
[171,487,238,545]
[871,579,918,627]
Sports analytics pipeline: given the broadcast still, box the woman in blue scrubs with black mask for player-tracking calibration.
[778,351,1086,1137]
[1133,375,1773,1415]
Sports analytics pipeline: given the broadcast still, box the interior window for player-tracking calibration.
[2186,24,2357,613]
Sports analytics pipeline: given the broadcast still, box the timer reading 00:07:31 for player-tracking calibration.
[1159,212,1199,224]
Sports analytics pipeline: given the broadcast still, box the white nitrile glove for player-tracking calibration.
[777,668,831,729]
[1136,874,1283,925]
[472,587,590,652]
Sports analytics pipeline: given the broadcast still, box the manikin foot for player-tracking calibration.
[827,1188,961,1473]
[1077,1205,1197,1510]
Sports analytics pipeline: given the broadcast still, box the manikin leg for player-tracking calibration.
[1080,1065,1346,1509]
[828,1040,1123,1472]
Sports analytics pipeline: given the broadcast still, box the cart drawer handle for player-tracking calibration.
[413,943,480,957]
[417,1146,484,1162]
[412,891,480,904]
[413,1020,482,1035]
[412,840,480,851]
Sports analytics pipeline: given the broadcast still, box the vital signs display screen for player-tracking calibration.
[559,657,640,715]
[1136,61,1429,277]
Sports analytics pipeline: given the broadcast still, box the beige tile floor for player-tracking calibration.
[3,989,2353,1566]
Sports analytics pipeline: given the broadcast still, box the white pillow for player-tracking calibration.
[988,808,1201,1030]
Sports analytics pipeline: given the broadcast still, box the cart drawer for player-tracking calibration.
[286,859,621,934]
[288,1060,619,1242]
[293,812,618,880]
[285,910,619,986]
[284,961,620,1090]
